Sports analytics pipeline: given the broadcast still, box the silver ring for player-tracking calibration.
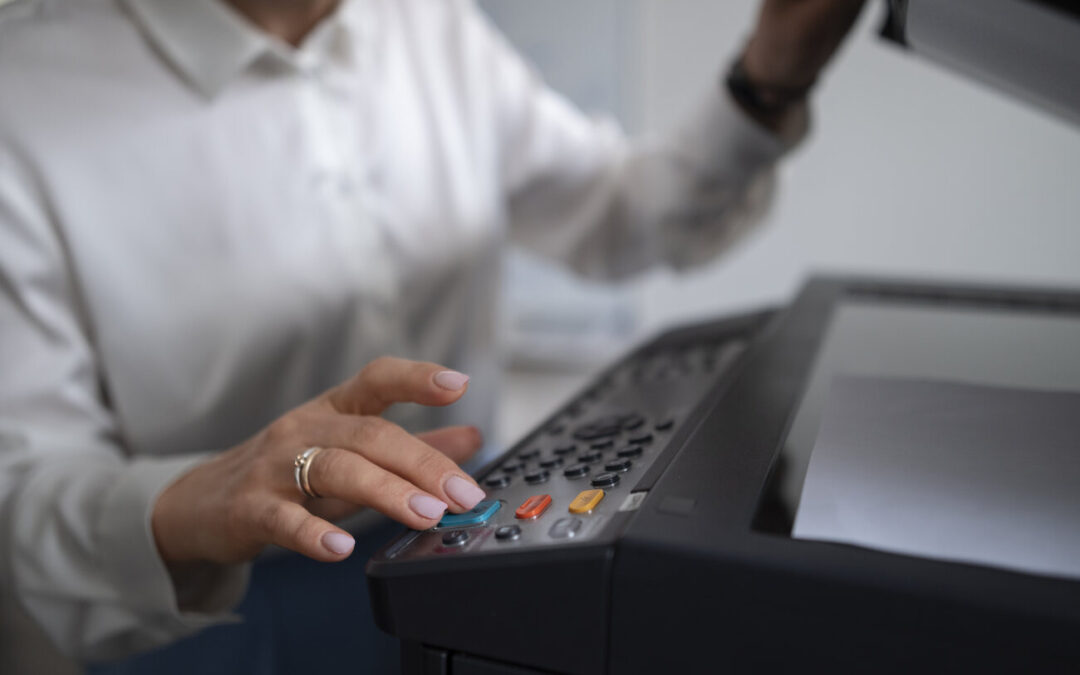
[293,447,324,498]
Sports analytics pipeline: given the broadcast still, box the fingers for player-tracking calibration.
[325,357,470,416]
[306,448,455,530]
[252,498,356,562]
[416,425,484,464]
[305,415,487,513]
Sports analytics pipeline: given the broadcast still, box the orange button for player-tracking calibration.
[569,489,604,514]
[515,494,552,520]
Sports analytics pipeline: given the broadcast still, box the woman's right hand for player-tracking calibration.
[151,357,487,565]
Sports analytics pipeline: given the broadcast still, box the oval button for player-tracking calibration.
[515,494,552,520]
[569,489,604,514]
[549,517,583,539]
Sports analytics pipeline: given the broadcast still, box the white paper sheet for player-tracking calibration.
[793,376,1080,580]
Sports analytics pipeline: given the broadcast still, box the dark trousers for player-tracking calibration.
[89,518,402,675]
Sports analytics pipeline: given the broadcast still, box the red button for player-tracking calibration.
[515,494,552,520]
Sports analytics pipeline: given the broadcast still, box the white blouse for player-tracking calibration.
[0,0,795,659]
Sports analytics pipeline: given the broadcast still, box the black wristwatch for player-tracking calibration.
[725,55,813,117]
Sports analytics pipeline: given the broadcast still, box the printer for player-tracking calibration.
[367,3,1080,673]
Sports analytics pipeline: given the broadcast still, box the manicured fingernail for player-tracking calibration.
[433,370,470,391]
[322,532,355,556]
[409,494,448,520]
[444,475,485,509]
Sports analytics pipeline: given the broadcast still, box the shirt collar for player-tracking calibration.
[121,0,360,98]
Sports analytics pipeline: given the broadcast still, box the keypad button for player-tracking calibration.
[578,451,603,464]
[604,458,632,473]
[485,475,511,489]
[547,424,565,436]
[616,446,643,458]
[502,462,525,474]
[619,413,645,431]
[519,448,541,460]
[591,472,620,489]
[525,470,550,485]
[515,494,552,519]
[437,500,502,528]
[563,463,590,478]
[569,489,605,514]
[590,439,614,451]
[628,433,654,445]
[572,421,621,441]
[495,525,521,541]
[553,444,577,456]
[655,418,675,431]
[592,414,622,426]
[549,517,583,539]
[539,457,563,469]
[441,529,469,547]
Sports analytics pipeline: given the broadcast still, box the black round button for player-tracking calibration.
[563,463,590,478]
[605,458,632,473]
[619,413,645,431]
[628,433,654,445]
[578,450,603,464]
[485,475,511,489]
[525,470,550,485]
[441,529,469,546]
[502,462,525,474]
[519,448,541,460]
[655,418,675,431]
[553,444,577,456]
[539,457,563,469]
[616,445,643,458]
[591,472,621,488]
[572,421,621,441]
[547,424,566,436]
[495,525,522,541]
[590,439,614,451]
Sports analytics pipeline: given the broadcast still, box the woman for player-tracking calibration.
[0,0,863,671]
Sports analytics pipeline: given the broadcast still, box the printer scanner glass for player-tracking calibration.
[760,300,1080,579]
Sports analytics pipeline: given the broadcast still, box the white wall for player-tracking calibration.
[631,0,1080,329]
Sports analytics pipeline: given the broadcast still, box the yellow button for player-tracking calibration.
[569,489,605,514]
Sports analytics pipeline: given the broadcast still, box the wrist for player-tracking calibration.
[725,51,810,135]
[151,460,215,564]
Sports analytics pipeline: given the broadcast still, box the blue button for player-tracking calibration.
[437,500,501,528]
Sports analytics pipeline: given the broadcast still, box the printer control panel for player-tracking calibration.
[379,326,756,562]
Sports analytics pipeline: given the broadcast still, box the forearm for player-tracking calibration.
[733,0,866,135]
[506,82,797,279]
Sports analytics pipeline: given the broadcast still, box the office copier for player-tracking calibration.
[368,2,1080,672]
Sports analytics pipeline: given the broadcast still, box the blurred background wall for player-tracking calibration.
[483,0,1080,352]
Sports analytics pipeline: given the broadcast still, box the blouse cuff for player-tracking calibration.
[98,454,250,628]
[673,83,808,179]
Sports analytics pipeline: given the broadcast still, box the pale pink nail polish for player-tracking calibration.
[433,370,470,391]
[410,494,448,520]
[322,532,355,556]
[445,475,485,509]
